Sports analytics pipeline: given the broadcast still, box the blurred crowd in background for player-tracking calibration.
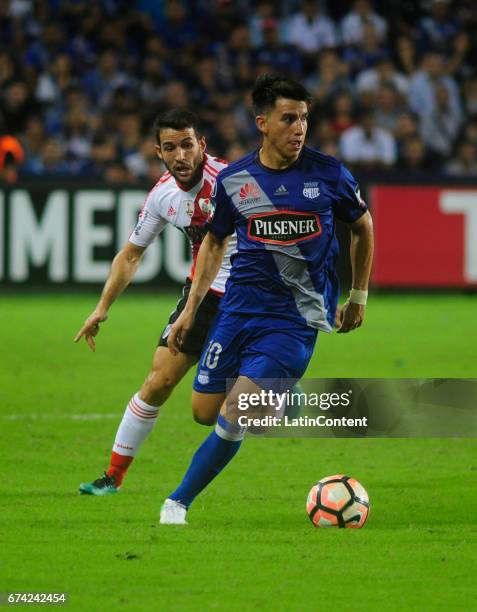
[1,0,477,184]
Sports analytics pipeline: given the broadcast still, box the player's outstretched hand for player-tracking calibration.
[167,309,195,356]
[336,301,365,334]
[74,311,108,352]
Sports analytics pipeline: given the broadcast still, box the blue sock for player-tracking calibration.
[168,415,245,508]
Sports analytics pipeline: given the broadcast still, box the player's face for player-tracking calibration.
[156,128,206,187]
[257,98,309,161]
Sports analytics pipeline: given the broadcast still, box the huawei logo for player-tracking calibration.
[239,183,260,201]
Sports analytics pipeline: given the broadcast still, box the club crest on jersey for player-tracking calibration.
[239,182,261,204]
[247,211,322,245]
[185,200,195,217]
[303,182,321,200]
[198,197,214,217]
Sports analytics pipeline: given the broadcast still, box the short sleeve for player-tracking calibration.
[129,189,168,247]
[206,176,236,238]
[334,164,368,224]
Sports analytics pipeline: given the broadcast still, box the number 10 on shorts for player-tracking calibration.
[202,341,222,369]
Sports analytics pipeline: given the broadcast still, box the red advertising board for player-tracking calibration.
[371,186,477,287]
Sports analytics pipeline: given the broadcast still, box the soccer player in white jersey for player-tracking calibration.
[75,109,233,495]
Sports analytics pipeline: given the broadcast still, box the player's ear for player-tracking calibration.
[255,114,268,136]
[199,135,206,155]
[155,144,163,160]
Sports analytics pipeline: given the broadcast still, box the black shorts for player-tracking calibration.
[158,280,222,356]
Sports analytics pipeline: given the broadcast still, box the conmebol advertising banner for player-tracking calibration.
[0,186,192,287]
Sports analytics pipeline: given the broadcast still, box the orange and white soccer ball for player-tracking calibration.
[306,475,370,528]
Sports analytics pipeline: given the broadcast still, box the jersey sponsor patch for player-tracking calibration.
[247,211,322,245]
[239,182,261,204]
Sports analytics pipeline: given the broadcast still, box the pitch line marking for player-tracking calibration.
[1,413,119,421]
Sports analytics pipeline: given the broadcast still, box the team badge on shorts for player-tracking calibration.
[197,370,210,384]
[303,182,321,200]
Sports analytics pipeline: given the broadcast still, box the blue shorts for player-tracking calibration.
[193,311,318,394]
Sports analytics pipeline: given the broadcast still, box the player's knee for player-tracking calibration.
[191,393,221,425]
[192,407,216,426]
[141,370,176,405]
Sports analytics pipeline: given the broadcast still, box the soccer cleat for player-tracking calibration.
[79,472,119,496]
[159,498,188,525]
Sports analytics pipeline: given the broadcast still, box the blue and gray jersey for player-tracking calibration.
[208,146,367,331]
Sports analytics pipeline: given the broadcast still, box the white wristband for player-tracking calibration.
[349,288,368,305]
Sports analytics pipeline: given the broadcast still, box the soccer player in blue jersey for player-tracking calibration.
[160,74,374,524]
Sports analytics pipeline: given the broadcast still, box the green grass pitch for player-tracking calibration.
[1,293,476,611]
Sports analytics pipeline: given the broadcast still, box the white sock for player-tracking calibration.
[112,392,159,457]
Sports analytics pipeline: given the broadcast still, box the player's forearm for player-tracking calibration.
[350,212,374,290]
[96,247,143,314]
[185,232,228,313]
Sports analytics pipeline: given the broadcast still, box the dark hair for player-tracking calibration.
[153,109,201,144]
[251,73,312,115]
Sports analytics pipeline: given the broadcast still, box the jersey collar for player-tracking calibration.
[253,148,304,174]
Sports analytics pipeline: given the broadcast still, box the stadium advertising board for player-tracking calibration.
[0,184,353,288]
[372,185,477,288]
[0,185,192,287]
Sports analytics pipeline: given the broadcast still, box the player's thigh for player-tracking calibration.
[158,282,221,355]
[193,312,244,396]
[224,328,317,423]
[191,390,226,425]
[140,346,197,406]
[241,327,317,381]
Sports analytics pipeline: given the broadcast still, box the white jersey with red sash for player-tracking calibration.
[129,154,234,294]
